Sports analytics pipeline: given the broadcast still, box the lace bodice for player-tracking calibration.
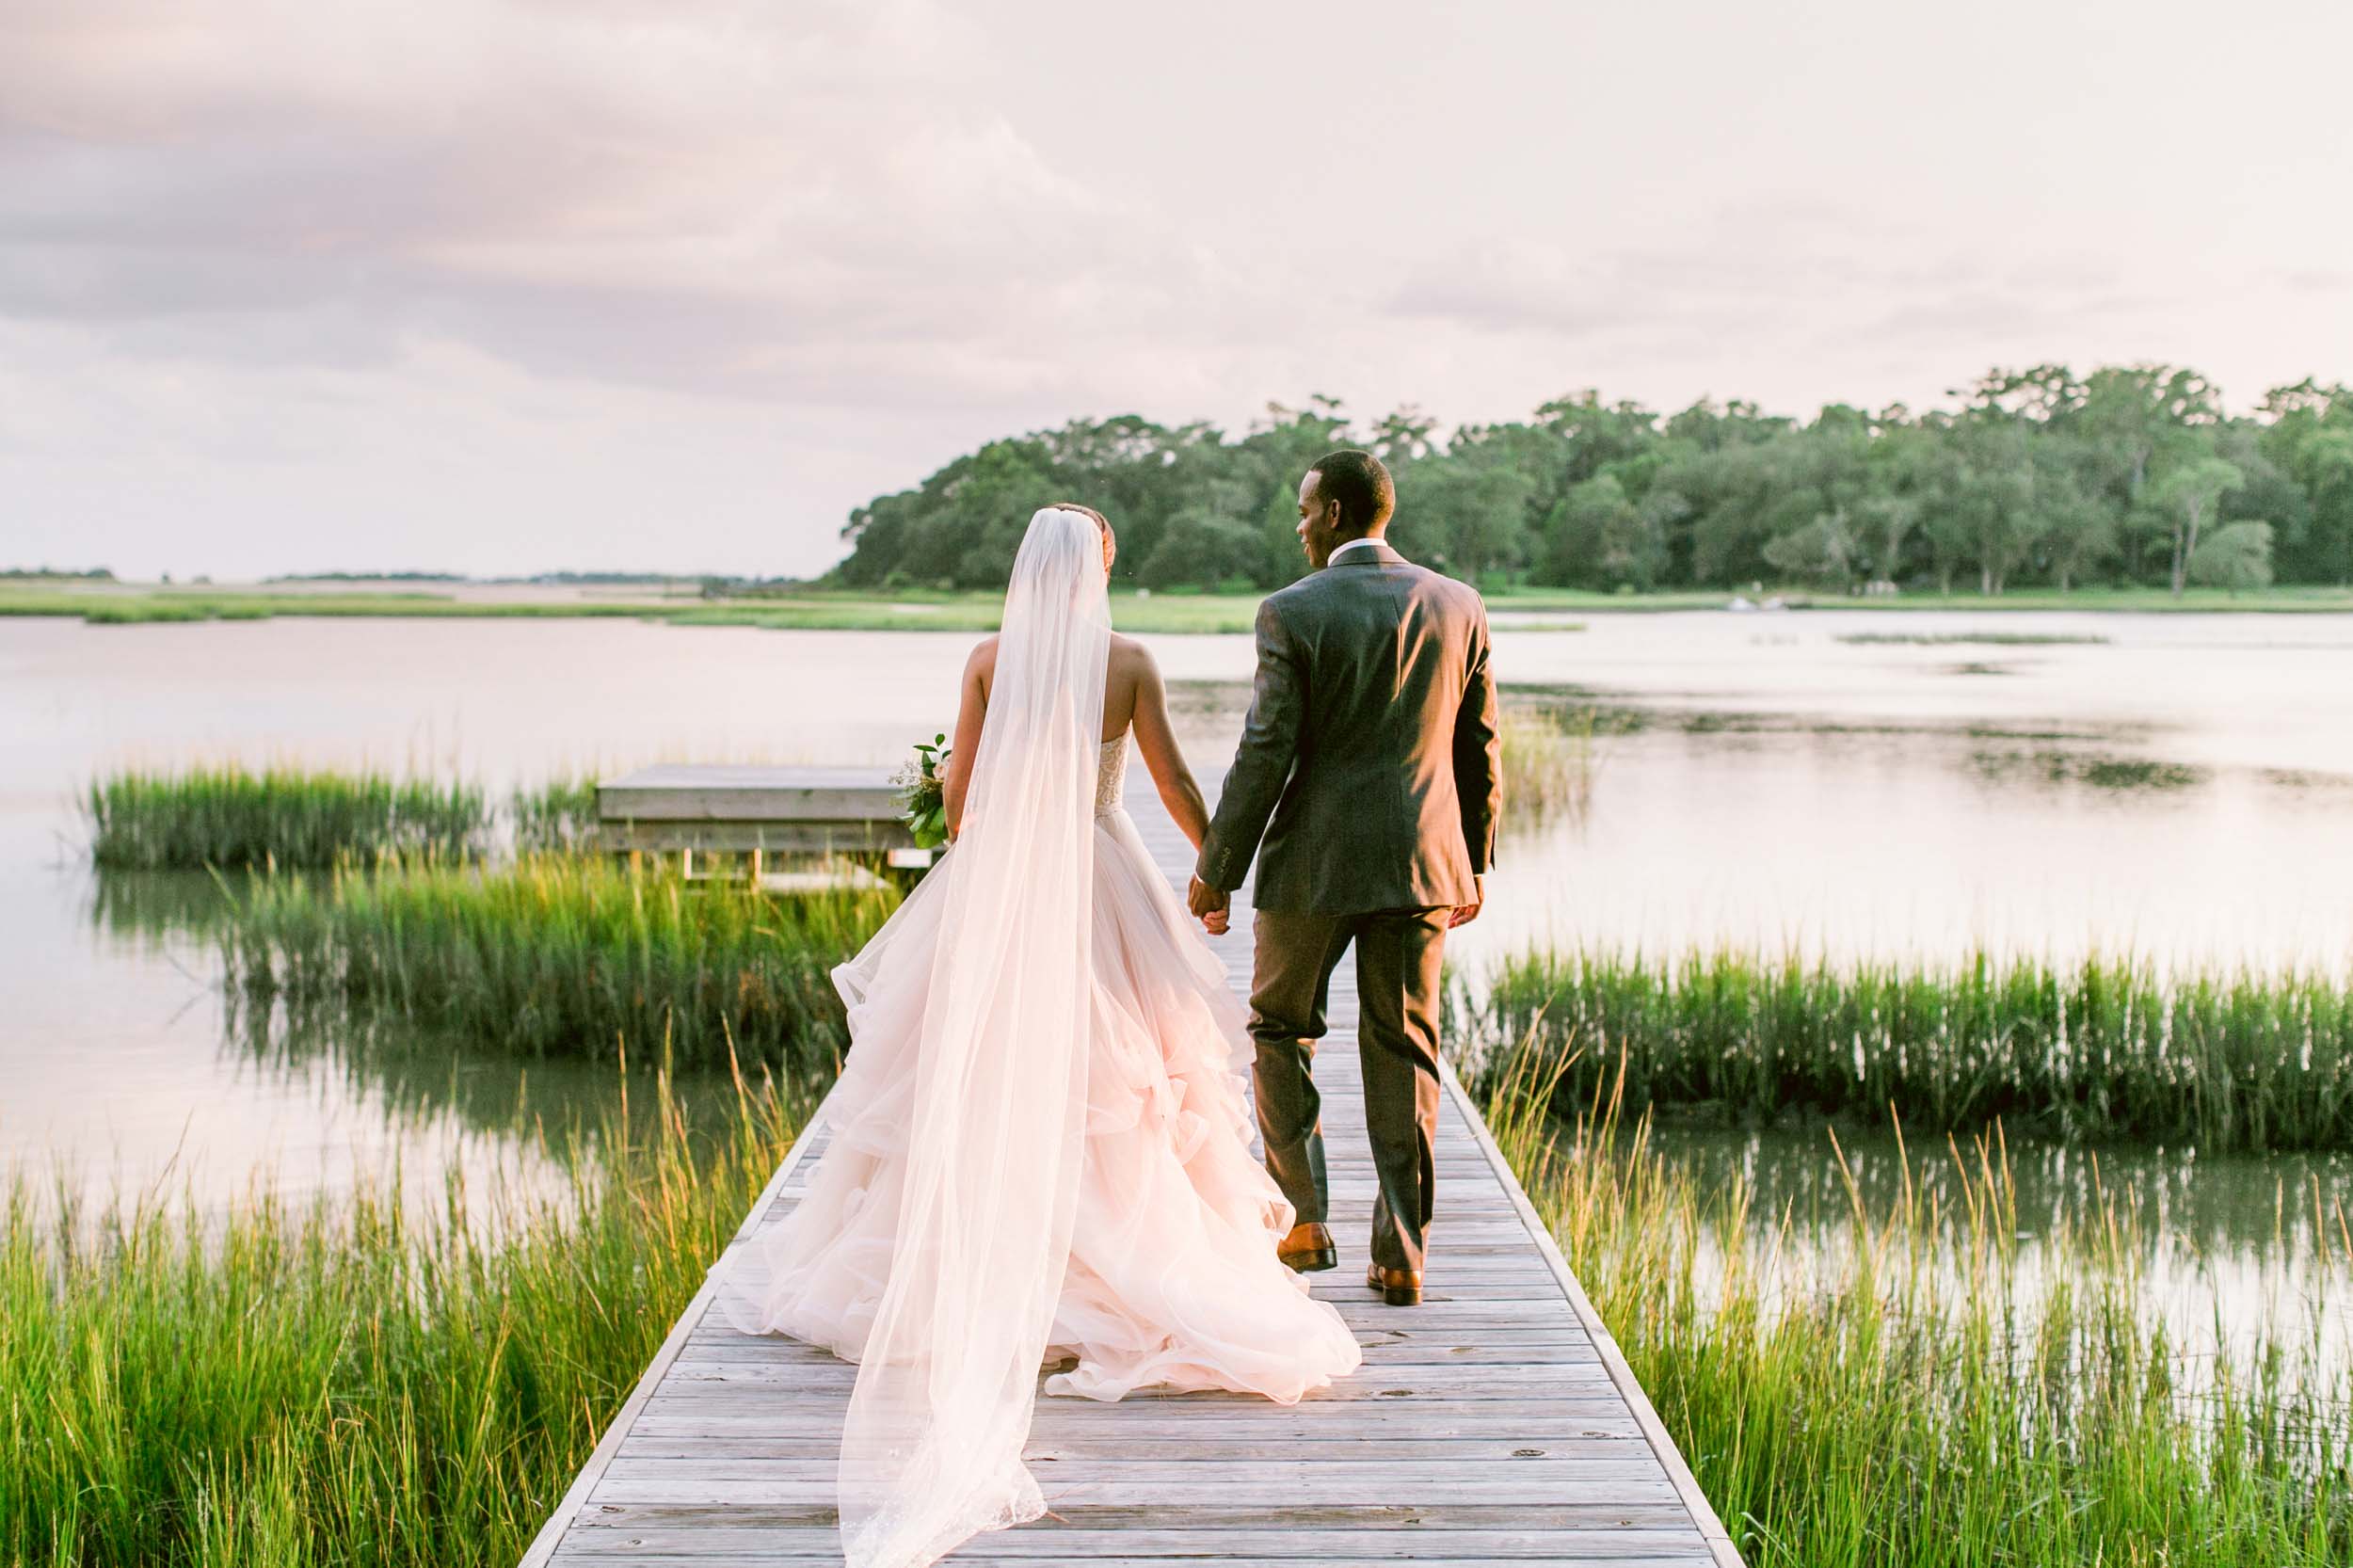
[1094,734,1129,816]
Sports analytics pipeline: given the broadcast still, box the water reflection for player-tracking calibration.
[11,611,2353,1246]
[84,868,250,943]
[1964,749,2207,792]
[229,1004,640,1145]
[1658,1122,2353,1264]
[1650,1121,2353,1376]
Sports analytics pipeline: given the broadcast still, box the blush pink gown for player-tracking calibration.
[715,734,1362,1403]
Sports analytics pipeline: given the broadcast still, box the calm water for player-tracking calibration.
[7,609,2352,1340]
[1644,1122,2351,1376]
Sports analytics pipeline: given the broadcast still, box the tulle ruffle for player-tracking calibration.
[713,807,1361,1406]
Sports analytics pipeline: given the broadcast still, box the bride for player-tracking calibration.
[716,504,1362,1568]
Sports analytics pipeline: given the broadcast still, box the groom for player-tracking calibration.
[1189,450,1500,1307]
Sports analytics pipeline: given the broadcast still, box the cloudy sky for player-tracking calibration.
[4,0,2348,581]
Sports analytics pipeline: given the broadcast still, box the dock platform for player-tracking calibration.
[523,776,1741,1567]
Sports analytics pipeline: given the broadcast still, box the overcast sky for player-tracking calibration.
[5,0,2348,581]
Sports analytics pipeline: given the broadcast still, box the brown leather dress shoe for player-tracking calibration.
[1366,1263,1423,1306]
[1277,1222,1337,1272]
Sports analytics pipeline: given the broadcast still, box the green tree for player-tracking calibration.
[2150,452,2245,597]
[818,364,2347,597]
[2294,429,2353,584]
[1539,473,1673,590]
[2185,520,2275,592]
[2030,441,2118,594]
[2080,365,2218,499]
[1395,455,1534,583]
[1625,488,1689,591]
[1762,509,1859,590]
[1370,405,1438,466]
[1138,506,1260,592]
[1849,493,1922,585]
[1226,398,1353,588]
[1038,414,1199,581]
[2262,381,2353,584]
[2079,366,2221,580]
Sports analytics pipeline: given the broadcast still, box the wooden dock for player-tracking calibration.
[597,766,932,879]
[522,778,1742,1567]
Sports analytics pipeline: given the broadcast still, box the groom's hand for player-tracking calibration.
[1187,875,1230,936]
[1448,874,1486,929]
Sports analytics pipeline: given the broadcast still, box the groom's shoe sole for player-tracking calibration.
[1366,1264,1423,1306]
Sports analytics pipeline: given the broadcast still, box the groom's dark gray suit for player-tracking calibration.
[1196,539,1500,1275]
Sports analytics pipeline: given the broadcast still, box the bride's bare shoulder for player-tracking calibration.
[1108,635,1166,715]
[965,634,1001,696]
[1107,632,1157,674]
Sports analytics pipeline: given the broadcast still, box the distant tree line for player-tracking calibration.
[3,566,116,581]
[830,368,2353,596]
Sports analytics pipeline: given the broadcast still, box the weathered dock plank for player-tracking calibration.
[522,773,1741,1567]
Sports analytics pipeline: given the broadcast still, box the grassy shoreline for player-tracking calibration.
[1,1071,809,1568]
[88,767,493,871]
[9,578,2351,632]
[8,1048,2343,1566]
[1479,1049,2352,1566]
[223,856,898,1076]
[84,767,605,871]
[1470,947,2353,1153]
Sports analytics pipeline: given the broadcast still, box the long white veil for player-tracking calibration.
[838,506,1112,1568]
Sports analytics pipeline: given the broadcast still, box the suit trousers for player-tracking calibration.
[1246,905,1449,1274]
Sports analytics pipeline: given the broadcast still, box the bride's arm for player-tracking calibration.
[1130,647,1213,852]
[942,638,995,840]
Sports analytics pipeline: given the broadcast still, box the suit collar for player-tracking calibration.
[1326,537,1404,568]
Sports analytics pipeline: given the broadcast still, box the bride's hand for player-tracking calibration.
[1187,875,1230,936]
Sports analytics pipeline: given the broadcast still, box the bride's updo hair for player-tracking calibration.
[1051,501,1114,572]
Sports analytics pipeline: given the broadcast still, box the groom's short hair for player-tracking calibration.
[1309,450,1395,536]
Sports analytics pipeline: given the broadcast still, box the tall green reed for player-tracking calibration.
[1478,1039,2353,1566]
[1498,703,1606,820]
[0,1064,808,1568]
[1473,947,2353,1152]
[220,855,897,1074]
[507,776,601,855]
[86,766,489,870]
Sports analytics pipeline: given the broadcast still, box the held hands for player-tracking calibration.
[1448,874,1487,929]
[1186,875,1231,936]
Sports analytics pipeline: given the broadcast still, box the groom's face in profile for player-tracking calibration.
[1296,471,1345,570]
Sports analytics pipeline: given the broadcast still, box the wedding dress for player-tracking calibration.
[714,508,1360,1568]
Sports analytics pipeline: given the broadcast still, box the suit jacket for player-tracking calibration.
[1196,541,1500,914]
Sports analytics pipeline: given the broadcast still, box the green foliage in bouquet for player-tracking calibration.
[894,732,952,849]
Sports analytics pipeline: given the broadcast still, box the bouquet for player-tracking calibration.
[893,732,952,849]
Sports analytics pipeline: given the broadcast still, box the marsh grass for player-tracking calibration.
[508,775,602,855]
[1475,948,2353,1152]
[88,767,612,871]
[1966,749,2208,792]
[0,1066,808,1568]
[220,856,898,1074]
[86,766,490,871]
[12,580,2353,629]
[4,580,1650,632]
[0,586,656,624]
[1499,704,1606,820]
[1478,1042,2353,1565]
